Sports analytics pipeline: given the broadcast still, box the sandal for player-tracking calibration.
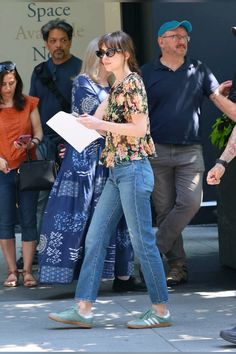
[4,270,19,287]
[22,270,37,287]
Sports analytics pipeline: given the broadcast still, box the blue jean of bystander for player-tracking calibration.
[0,170,38,241]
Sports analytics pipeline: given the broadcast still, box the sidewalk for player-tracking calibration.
[0,225,235,352]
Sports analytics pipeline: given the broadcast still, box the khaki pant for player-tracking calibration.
[151,144,205,266]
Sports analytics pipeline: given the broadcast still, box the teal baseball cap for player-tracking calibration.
[158,20,192,37]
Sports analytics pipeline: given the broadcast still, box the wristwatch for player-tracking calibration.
[215,158,228,168]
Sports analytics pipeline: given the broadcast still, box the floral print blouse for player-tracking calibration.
[101,72,156,168]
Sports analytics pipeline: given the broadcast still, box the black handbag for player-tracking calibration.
[17,147,57,191]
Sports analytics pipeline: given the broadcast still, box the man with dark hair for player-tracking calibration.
[16,18,82,270]
[30,18,82,157]
[41,18,73,42]
[141,20,220,286]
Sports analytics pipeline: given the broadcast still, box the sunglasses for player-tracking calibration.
[96,48,123,59]
[0,63,16,73]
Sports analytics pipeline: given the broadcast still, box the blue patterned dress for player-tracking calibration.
[38,74,134,283]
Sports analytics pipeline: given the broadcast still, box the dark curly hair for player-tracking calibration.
[41,18,73,41]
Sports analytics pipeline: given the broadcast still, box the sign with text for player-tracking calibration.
[0,1,121,92]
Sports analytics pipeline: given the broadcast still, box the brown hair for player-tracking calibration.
[98,31,140,75]
[0,61,25,111]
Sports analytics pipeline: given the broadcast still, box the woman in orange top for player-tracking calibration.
[0,61,43,287]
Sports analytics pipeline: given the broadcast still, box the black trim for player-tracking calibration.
[216,158,228,168]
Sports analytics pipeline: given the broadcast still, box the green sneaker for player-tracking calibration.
[127,308,172,329]
[48,306,93,328]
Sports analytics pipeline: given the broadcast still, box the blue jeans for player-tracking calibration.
[0,170,38,241]
[75,159,168,304]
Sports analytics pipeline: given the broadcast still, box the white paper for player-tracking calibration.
[46,111,102,153]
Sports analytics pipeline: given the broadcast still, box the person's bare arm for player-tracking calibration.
[207,125,236,185]
[210,80,236,121]
[78,112,147,137]
[90,97,109,136]
[30,107,43,143]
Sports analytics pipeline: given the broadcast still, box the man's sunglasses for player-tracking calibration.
[96,48,123,59]
[0,63,16,73]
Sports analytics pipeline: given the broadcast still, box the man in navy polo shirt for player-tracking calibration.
[142,20,219,286]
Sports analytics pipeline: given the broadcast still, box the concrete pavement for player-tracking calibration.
[0,225,235,352]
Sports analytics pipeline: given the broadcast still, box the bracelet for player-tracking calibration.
[31,137,41,145]
[215,158,228,168]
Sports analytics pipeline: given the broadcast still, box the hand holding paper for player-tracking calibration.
[46,111,103,153]
[78,113,104,130]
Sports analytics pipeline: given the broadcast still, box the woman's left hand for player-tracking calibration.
[77,114,102,130]
[14,140,34,150]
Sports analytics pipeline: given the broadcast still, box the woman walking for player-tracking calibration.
[49,31,171,329]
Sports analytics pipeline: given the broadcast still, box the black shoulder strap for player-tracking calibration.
[34,62,71,112]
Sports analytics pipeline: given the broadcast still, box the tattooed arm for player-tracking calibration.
[220,125,236,162]
[210,80,236,121]
[207,125,236,185]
